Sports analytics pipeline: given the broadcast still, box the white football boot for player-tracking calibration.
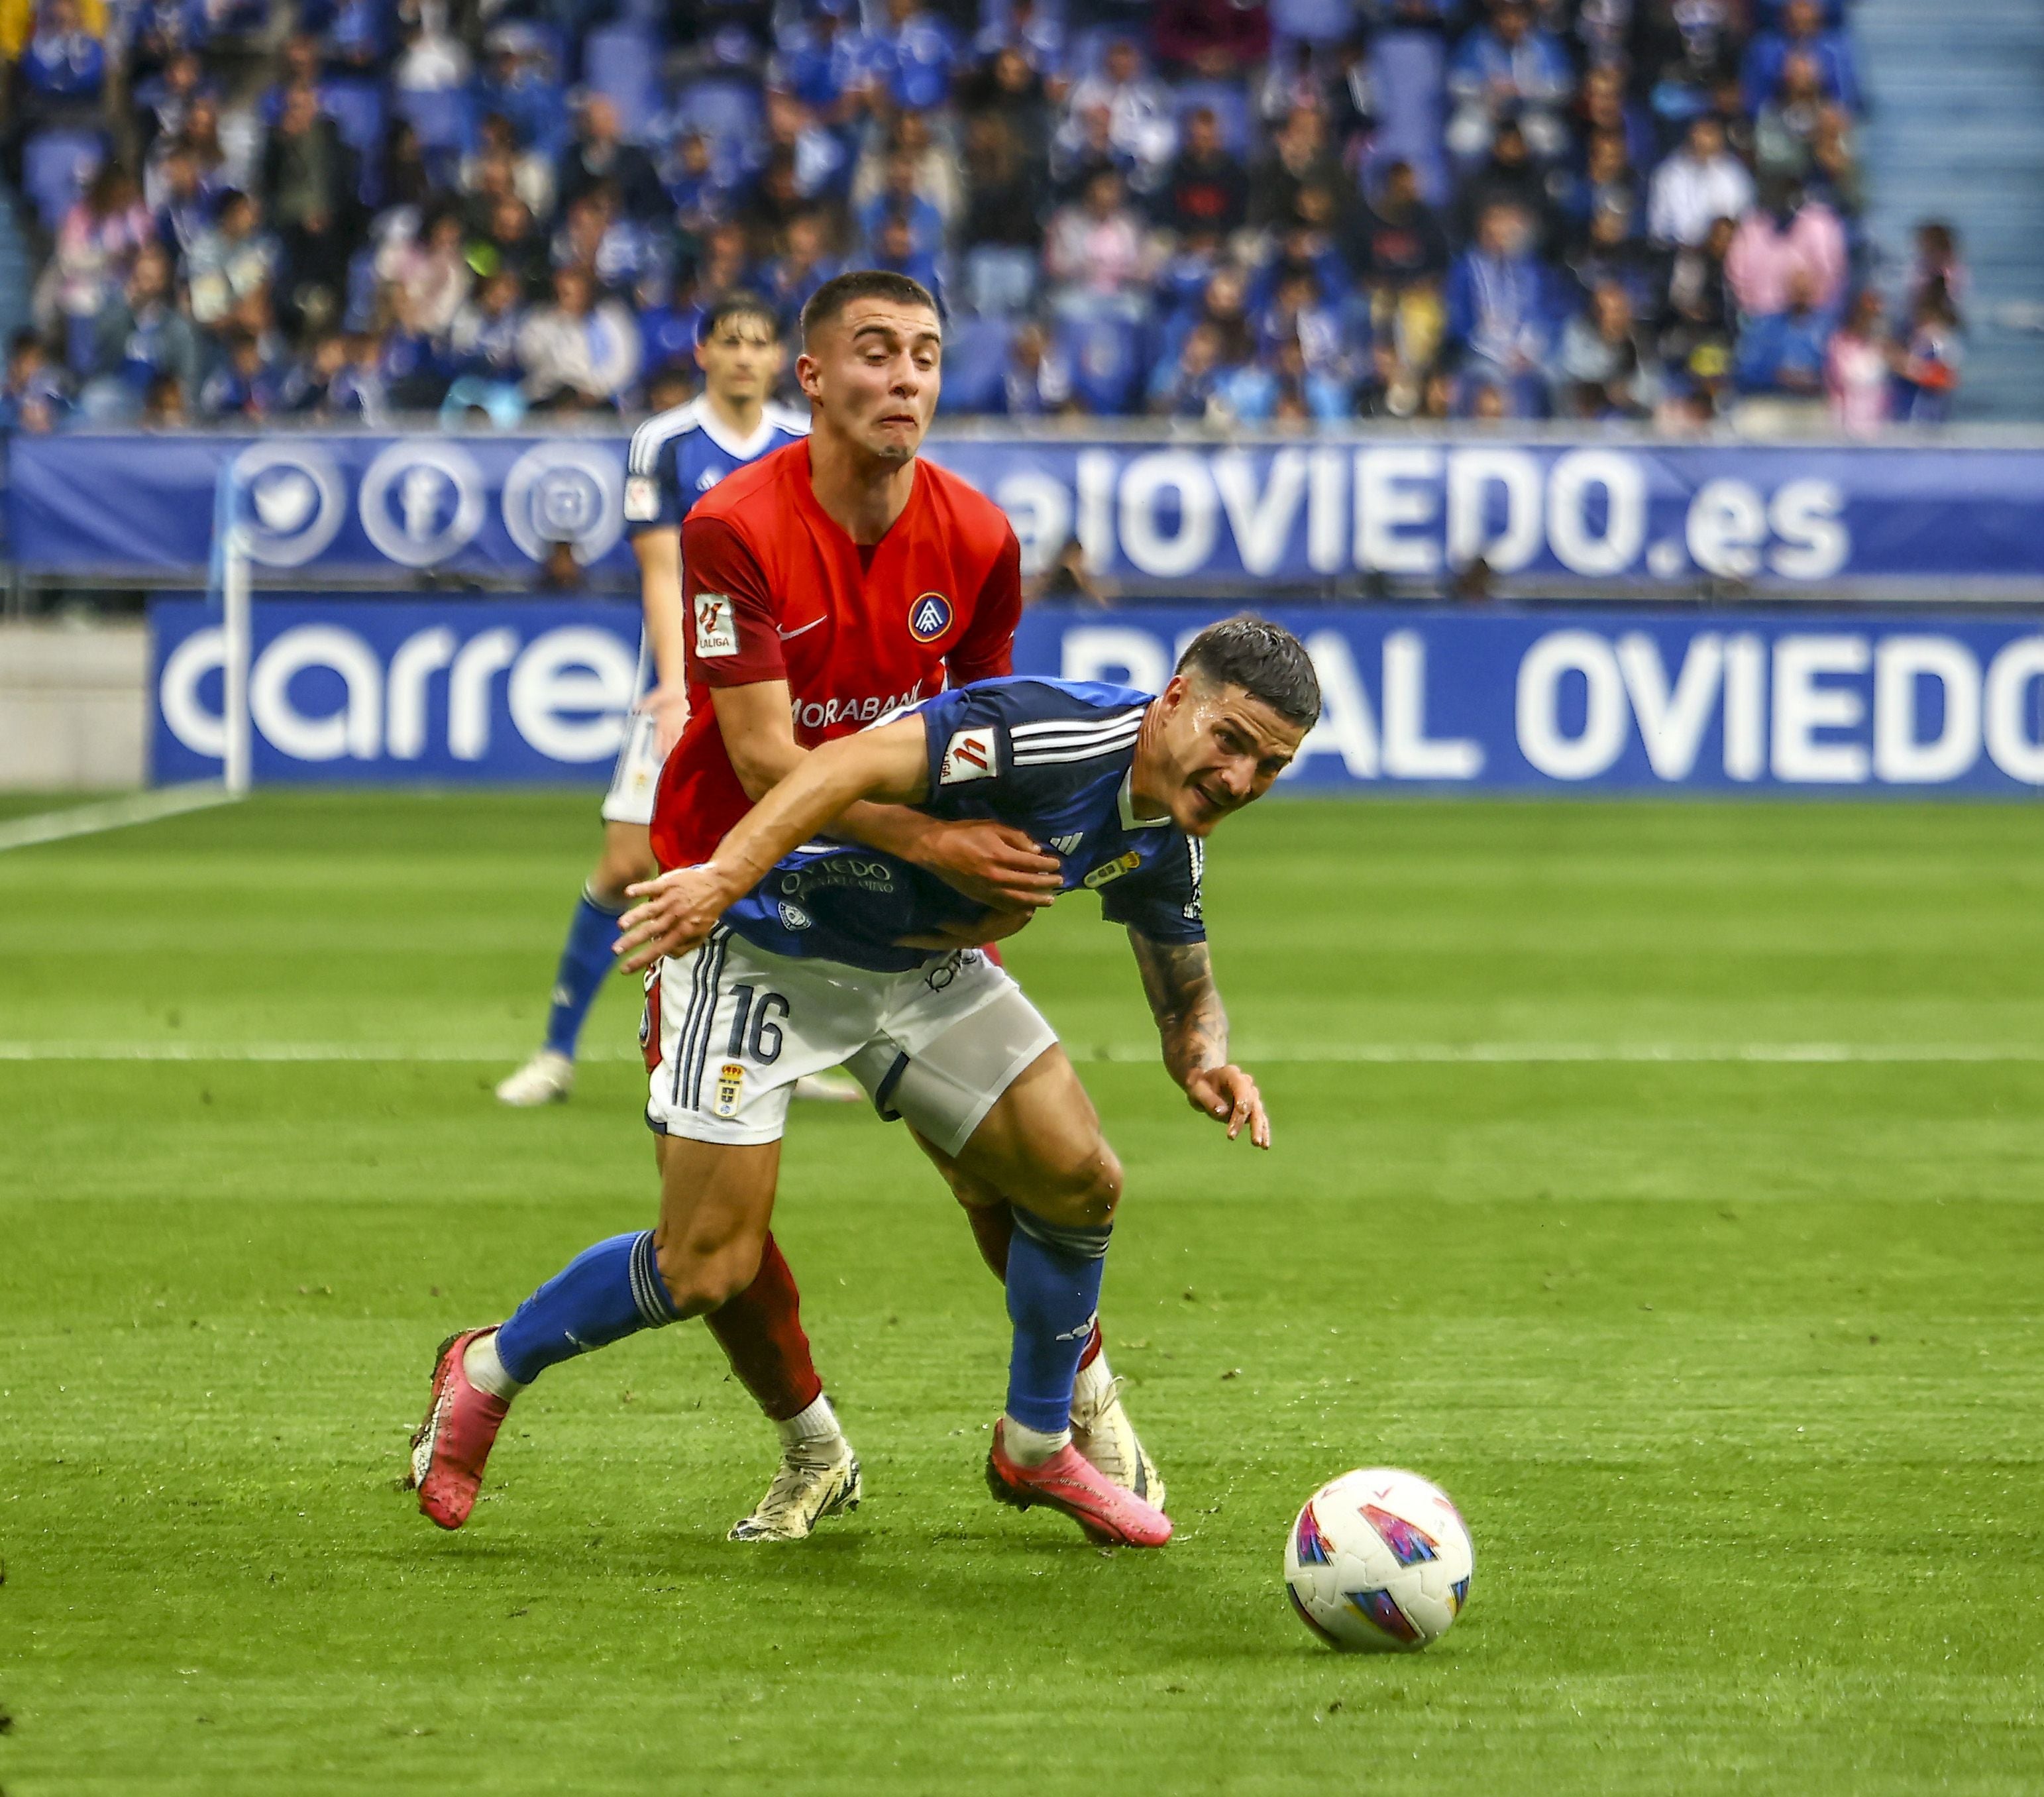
[793,1069,862,1104]
[495,1049,574,1107]
[729,1443,863,1541]
[1069,1353,1167,1511]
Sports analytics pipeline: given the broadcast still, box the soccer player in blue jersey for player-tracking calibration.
[497,294,821,1107]
[415,617,1320,1547]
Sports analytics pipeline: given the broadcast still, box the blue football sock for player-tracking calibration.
[541,886,627,1058]
[1004,1211,1111,1435]
[494,1230,676,1386]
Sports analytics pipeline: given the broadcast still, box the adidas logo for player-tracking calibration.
[696,467,721,491]
[1049,833,1083,855]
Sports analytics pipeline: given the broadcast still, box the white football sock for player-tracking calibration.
[1072,1348,1116,1411]
[775,1393,845,1455]
[1002,1417,1071,1466]
[463,1330,525,1400]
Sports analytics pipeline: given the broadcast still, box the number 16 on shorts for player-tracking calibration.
[715,984,788,1117]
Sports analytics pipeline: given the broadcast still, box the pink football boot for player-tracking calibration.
[407,1328,512,1530]
[985,1420,1173,1547]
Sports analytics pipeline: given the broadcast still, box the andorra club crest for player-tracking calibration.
[908,592,953,642]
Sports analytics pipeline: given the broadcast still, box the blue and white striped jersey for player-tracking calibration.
[722,677,1207,974]
[622,396,809,535]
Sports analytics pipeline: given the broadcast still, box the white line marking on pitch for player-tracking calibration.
[1,1042,2042,1066]
[0,785,239,854]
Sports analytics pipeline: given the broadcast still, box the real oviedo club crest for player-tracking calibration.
[908,592,953,643]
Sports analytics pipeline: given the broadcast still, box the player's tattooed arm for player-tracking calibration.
[1128,932,1271,1149]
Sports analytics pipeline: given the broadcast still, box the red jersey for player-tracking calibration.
[650,439,1023,870]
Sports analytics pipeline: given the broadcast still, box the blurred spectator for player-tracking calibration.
[1045,168,1150,320]
[1895,278,1963,423]
[448,268,527,384]
[475,29,568,163]
[759,210,841,333]
[89,243,200,412]
[1805,104,1861,221]
[871,0,958,113]
[0,328,69,431]
[1552,282,1662,419]
[1456,118,1561,250]
[1733,267,1829,428]
[1248,106,1341,234]
[1149,317,1227,419]
[1648,116,1753,248]
[1742,0,1859,117]
[1725,180,1846,317]
[960,113,1045,317]
[1061,36,1176,195]
[993,318,1073,416]
[960,45,1052,167]
[135,48,207,156]
[1824,288,1893,436]
[380,203,472,335]
[139,367,187,427]
[1155,0,1271,80]
[867,205,943,298]
[19,0,106,124]
[518,264,642,409]
[1352,160,1450,297]
[185,190,277,327]
[44,166,151,362]
[1908,221,1967,319]
[1157,107,1246,239]
[1753,51,1829,186]
[199,326,286,419]
[558,96,667,225]
[1567,198,1662,320]
[1446,0,1572,164]
[1444,199,1558,402]
[855,146,948,262]
[262,82,361,311]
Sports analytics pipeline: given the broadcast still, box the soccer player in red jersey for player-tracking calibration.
[411,272,1164,1542]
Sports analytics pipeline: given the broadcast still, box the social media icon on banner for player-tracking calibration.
[232,442,347,568]
[501,441,625,567]
[358,441,487,568]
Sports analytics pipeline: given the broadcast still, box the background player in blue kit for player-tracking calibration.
[417,619,1321,1548]
[497,295,812,1107]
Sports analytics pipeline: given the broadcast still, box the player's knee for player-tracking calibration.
[1018,1140,1122,1228]
[653,1233,755,1319]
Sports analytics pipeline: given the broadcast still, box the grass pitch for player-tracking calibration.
[2,790,2042,1794]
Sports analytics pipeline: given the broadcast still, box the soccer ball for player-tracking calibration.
[1283,1467,1474,1652]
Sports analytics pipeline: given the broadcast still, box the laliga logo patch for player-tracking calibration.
[940,726,996,785]
[1082,849,1143,889]
[713,1062,746,1118]
[622,474,659,522]
[694,592,737,659]
[908,592,953,643]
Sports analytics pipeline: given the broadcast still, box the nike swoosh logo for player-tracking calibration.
[778,617,826,641]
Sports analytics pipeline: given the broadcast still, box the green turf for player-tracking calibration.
[3,790,2042,1795]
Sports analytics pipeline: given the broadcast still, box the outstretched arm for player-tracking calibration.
[614,717,932,971]
[1127,930,1271,1149]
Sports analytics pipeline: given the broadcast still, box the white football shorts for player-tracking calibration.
[601,635,669,828]
[641,928,1057,1155]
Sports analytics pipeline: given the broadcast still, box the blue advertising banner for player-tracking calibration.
[152,596,2044,795]
[27,433,2044,588]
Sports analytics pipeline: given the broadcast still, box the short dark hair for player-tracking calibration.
[698,290,780,343]
[1176,614,1321,730]
[799,268,938,343]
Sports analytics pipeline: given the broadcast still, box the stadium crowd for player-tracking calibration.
[0,0,1967,436]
